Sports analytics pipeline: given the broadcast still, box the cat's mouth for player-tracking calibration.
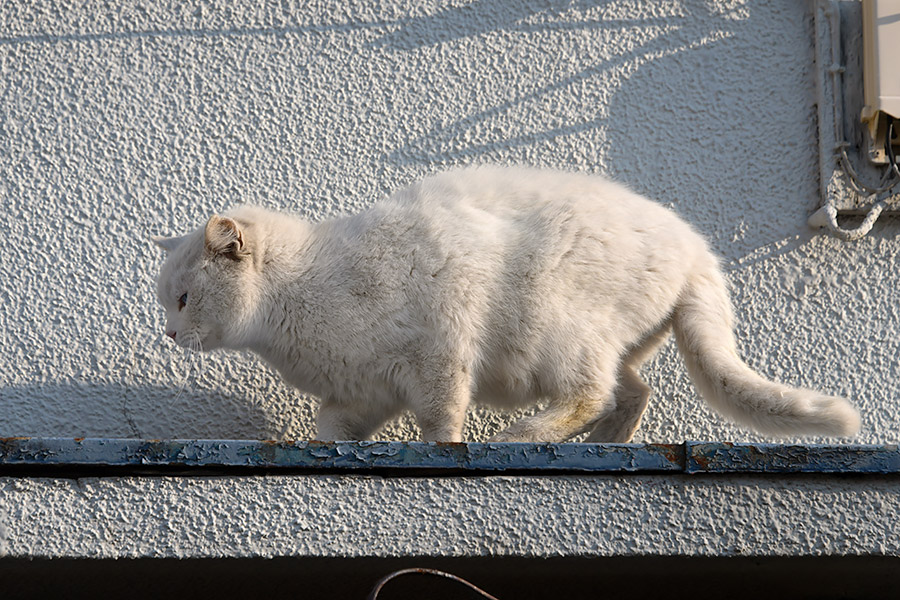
[167,329,211,352]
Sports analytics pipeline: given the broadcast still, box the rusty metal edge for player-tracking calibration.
[0,438,683,474]
[685,442,900,474]
[0,439,896,475]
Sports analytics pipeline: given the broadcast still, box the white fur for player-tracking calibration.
[154,166,861,442]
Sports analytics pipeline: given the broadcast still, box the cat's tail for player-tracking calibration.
[672,264,860,438]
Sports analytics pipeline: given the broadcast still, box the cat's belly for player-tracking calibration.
[472,388,536,410]
[471,369,547,410]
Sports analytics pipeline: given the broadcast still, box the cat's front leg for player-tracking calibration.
[407,368,472,443]
[416,408,466,442]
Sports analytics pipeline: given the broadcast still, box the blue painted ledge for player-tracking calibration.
[1,438,899,475]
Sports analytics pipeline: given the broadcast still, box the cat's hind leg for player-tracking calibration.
[586,319,672,443]
[489,385,617,443]
[489,360,618,443]
[584,367,651,443]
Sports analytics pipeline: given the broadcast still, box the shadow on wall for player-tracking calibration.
[380,2,749,170]
[366,0,590,50]
[1,1,764,241]
[375,1,807,256]
[0,22,385,46]
[0,381,278,440]
[0,0,654,50]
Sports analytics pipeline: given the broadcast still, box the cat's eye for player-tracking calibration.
[178,293,188,311]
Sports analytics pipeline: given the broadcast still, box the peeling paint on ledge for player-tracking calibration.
[1,439,899,475]
[0,438,682,474]
[685,441,900,473]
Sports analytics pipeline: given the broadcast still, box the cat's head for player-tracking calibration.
[154,212,264,351]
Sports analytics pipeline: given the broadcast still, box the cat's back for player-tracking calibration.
[395,165,615,212]
[384,166,695,249]
[322,166,707,296]
[393,166,674,225]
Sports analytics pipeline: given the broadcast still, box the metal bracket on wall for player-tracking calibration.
[809,0,900,240]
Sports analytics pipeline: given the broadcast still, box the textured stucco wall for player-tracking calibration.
[1,0,897,444]
[3,473,899,559]
[1,0,899,562]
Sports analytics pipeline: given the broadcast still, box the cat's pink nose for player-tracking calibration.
[165,330,177,340]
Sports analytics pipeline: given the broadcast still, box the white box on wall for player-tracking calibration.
[861,0,900,164]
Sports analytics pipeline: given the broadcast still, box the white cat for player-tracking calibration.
[154,166,860,442]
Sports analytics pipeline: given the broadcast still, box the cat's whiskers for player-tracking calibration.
[192,337,206,394]
[170,332,203,405]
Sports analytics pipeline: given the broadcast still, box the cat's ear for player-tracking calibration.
[204,215,248,259]
[152,235,186,252]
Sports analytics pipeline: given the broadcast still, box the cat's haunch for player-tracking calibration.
[154,166,861,442]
